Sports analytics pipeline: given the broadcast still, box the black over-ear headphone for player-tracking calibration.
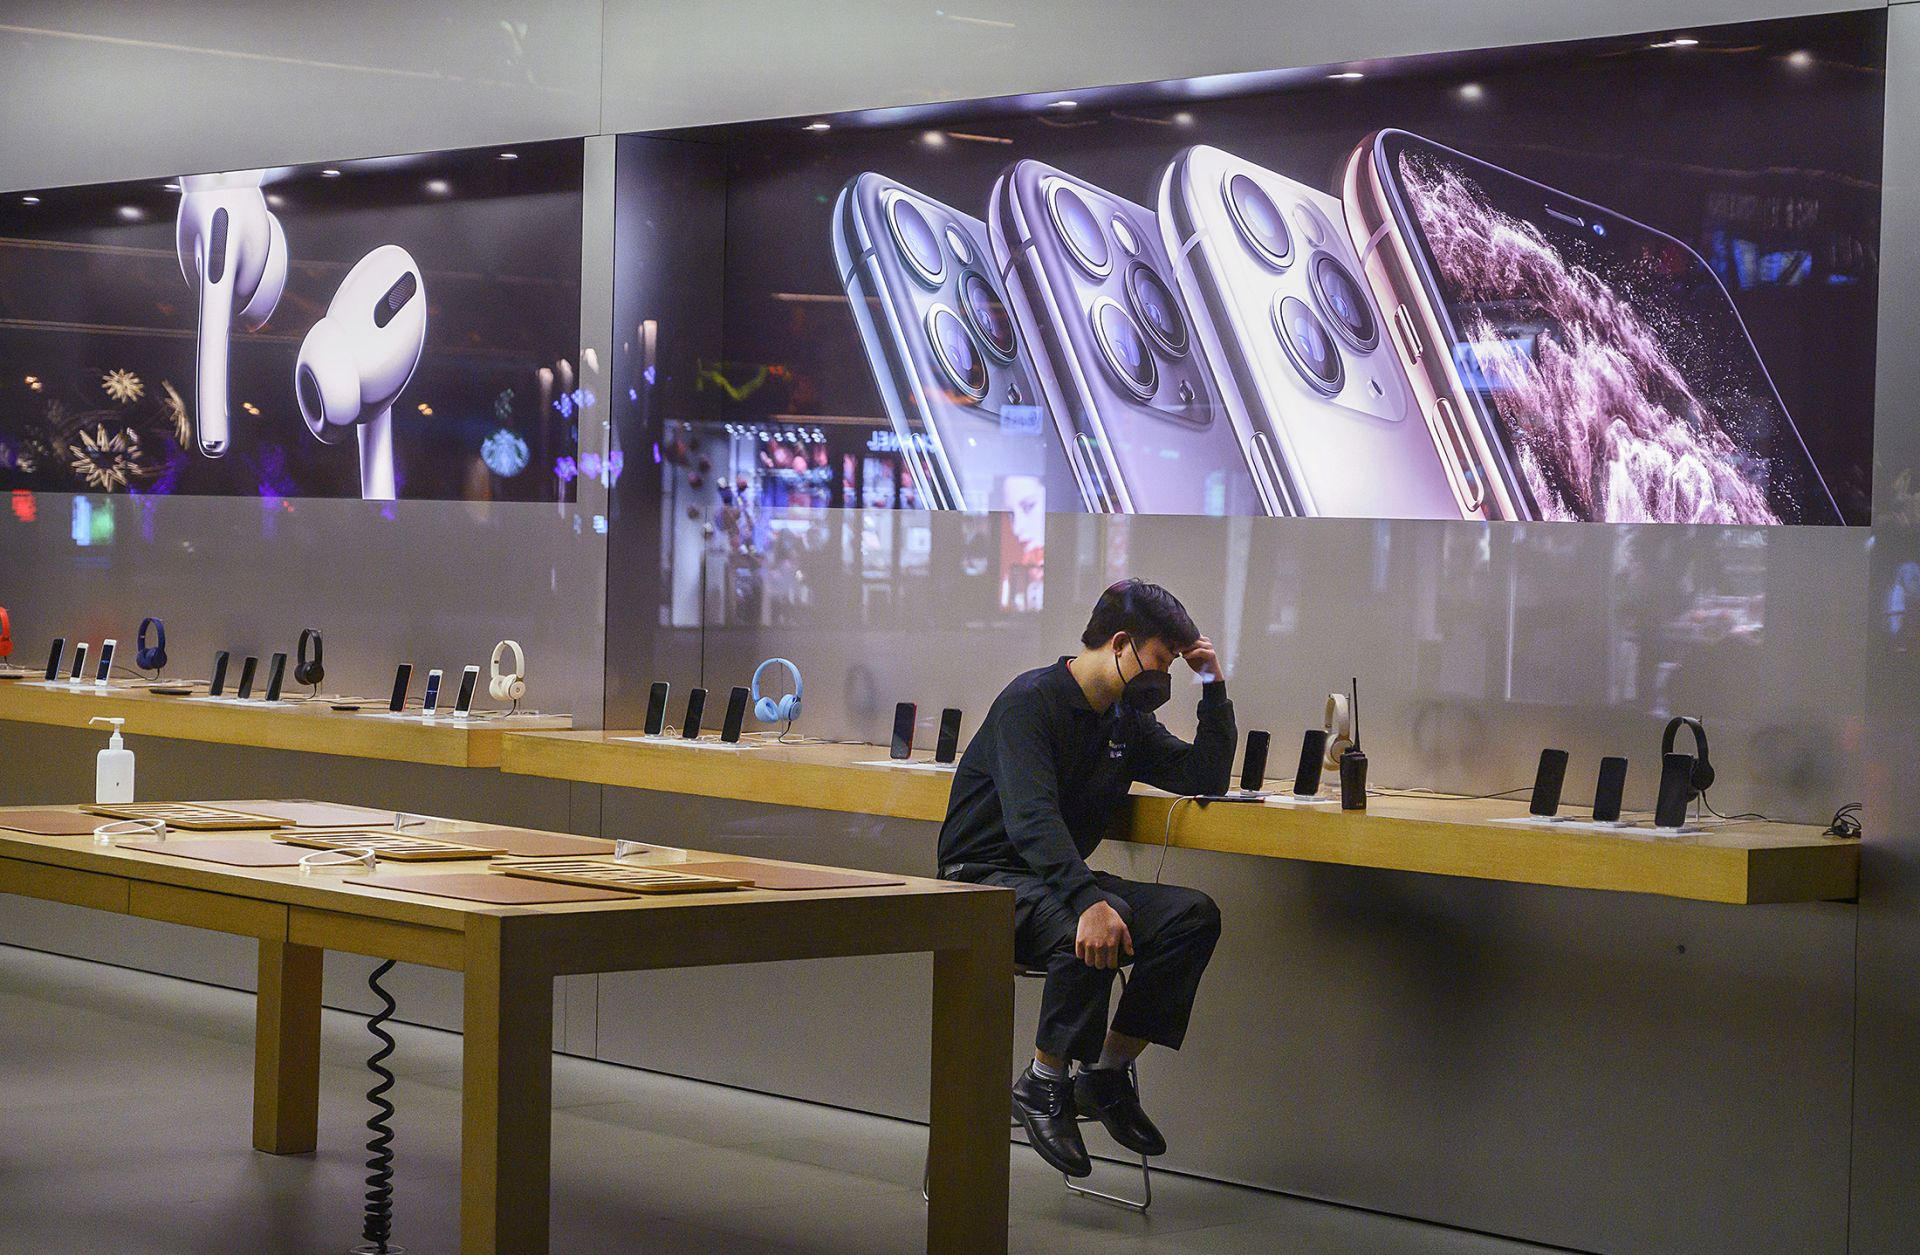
[294,628,324,688]
[1661,716,1714,797]
[136,617,167,672]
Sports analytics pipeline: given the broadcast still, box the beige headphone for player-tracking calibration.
[489,639,526,702]
[1323,693,1354,771]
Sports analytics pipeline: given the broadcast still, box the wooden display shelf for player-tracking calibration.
[0,679,569,767]
[500,730,954,820]
[500,729,1858,905]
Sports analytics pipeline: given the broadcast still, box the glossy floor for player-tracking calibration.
[0,944,1569,1254]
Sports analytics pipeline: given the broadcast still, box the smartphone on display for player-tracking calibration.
[44,637,65,682]
[644,682,670,736]
[95,639,116,684]
[1343,129,1842,524]
[1158,145,1464,519]
[990,158,1260,516]
[207,650,230,696]
[455,665,480,715]
[1656,753,1695,829]
[935,707,963,764]
[1239,729,1271,792]
[833,173,1076,515]
[681,687,707,740]
[263,652,288,702]
[890,701,917,760]
[69,642,88,682]
[422,668,443,714]
[387,663,412,713]
[721,686,750,744]
[1593,755,1629,823]
[1530,748,1570,817]
[236,655,259,701]
[1293,728,1328,797]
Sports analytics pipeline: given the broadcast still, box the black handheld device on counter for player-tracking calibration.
[422,669,443,714]
[935,708,963,763]
[387,663,412,713]
[68,642,88,682]
[682,688,708,739]
[1338,677,1367,810]
[1656,753,1694,829]
[891,702,917,760]
[263,652,288,702]
[43,637,64,682]
[95,639,116,684]
[1530,749,1569,817]
[208,650,231,697]
[1293,729,1327,796]
[236,655,259,701]
[1240,730,1270,793]
[644,682,670,736]
[455,666,480,715]
[1593,756,1628,823]
[721,686,750,743]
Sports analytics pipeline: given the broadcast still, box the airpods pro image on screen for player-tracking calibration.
[295,245,427,501]
[176,171,288,458]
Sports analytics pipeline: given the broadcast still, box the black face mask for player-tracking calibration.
[1116,641,1172,714]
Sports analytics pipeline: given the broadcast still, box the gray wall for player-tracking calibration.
[1,4,1913,1253]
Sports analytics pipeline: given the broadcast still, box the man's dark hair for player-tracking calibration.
[1081,579,1199,651]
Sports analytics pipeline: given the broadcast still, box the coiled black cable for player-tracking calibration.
[361,958,399,1253]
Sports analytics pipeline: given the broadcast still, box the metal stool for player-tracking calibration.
[922,967,1153,1214]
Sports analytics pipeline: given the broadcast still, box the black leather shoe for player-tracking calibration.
[1012,1066,1091,1178]
[1074,1066,1167,1158]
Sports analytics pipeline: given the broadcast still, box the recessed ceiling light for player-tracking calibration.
[1049,99,1078,109]
[1459,82,1485,101]
[116,205,145,221]
[803,121,832,132]
[921,130,947,148]
[241,402,260,416]
[320,168,342,178]
[1650,37,1700,48]
[162,182,181,192]
[1329,71,1365,80]
[498,151,518,160]
[1786,49,1814,70]
[424,179,451,195]
[264,193,286,209]
[1172,111,1195,127]
[20,196,39,205]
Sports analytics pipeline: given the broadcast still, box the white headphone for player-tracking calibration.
[489,639,526,702]
[1323,693,1354,772]
[176,171,287,458]
[295,244,426,501]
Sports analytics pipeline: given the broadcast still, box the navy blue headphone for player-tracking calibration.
[752,657,803,723]
[135,617,167,672]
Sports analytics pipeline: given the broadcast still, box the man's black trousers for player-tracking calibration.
[962,868,1221,1064]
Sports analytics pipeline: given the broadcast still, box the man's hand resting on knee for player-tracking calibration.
[1076,900,1133,970]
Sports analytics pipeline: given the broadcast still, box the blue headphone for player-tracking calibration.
[752,657,803,724]
[136,617,167,672]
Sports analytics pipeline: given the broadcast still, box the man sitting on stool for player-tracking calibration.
[938,579,1231,1177]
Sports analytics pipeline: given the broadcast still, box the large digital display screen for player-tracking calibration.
[638,12,1881,525]
[0,141,582,501]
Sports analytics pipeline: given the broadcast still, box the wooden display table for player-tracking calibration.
[0,679,570,767]
[0,804,1013,1254]
[500,730,1858,905]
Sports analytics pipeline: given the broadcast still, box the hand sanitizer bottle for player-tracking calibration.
[89,716,134,803]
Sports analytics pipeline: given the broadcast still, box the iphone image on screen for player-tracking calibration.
[1159,144,1467,519]
[833,173,1076,515]
[990,158,1261,517]
[1343,129,1841,525]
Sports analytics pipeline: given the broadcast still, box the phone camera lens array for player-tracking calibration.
[1224,171,1373,390]
[886,190,1016,403]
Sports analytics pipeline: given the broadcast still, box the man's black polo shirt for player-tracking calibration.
[937,657,1235,918]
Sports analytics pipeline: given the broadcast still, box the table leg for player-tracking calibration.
[927,930,1014,1255]
[461,915,553,1254]
[253,938,322,1155]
